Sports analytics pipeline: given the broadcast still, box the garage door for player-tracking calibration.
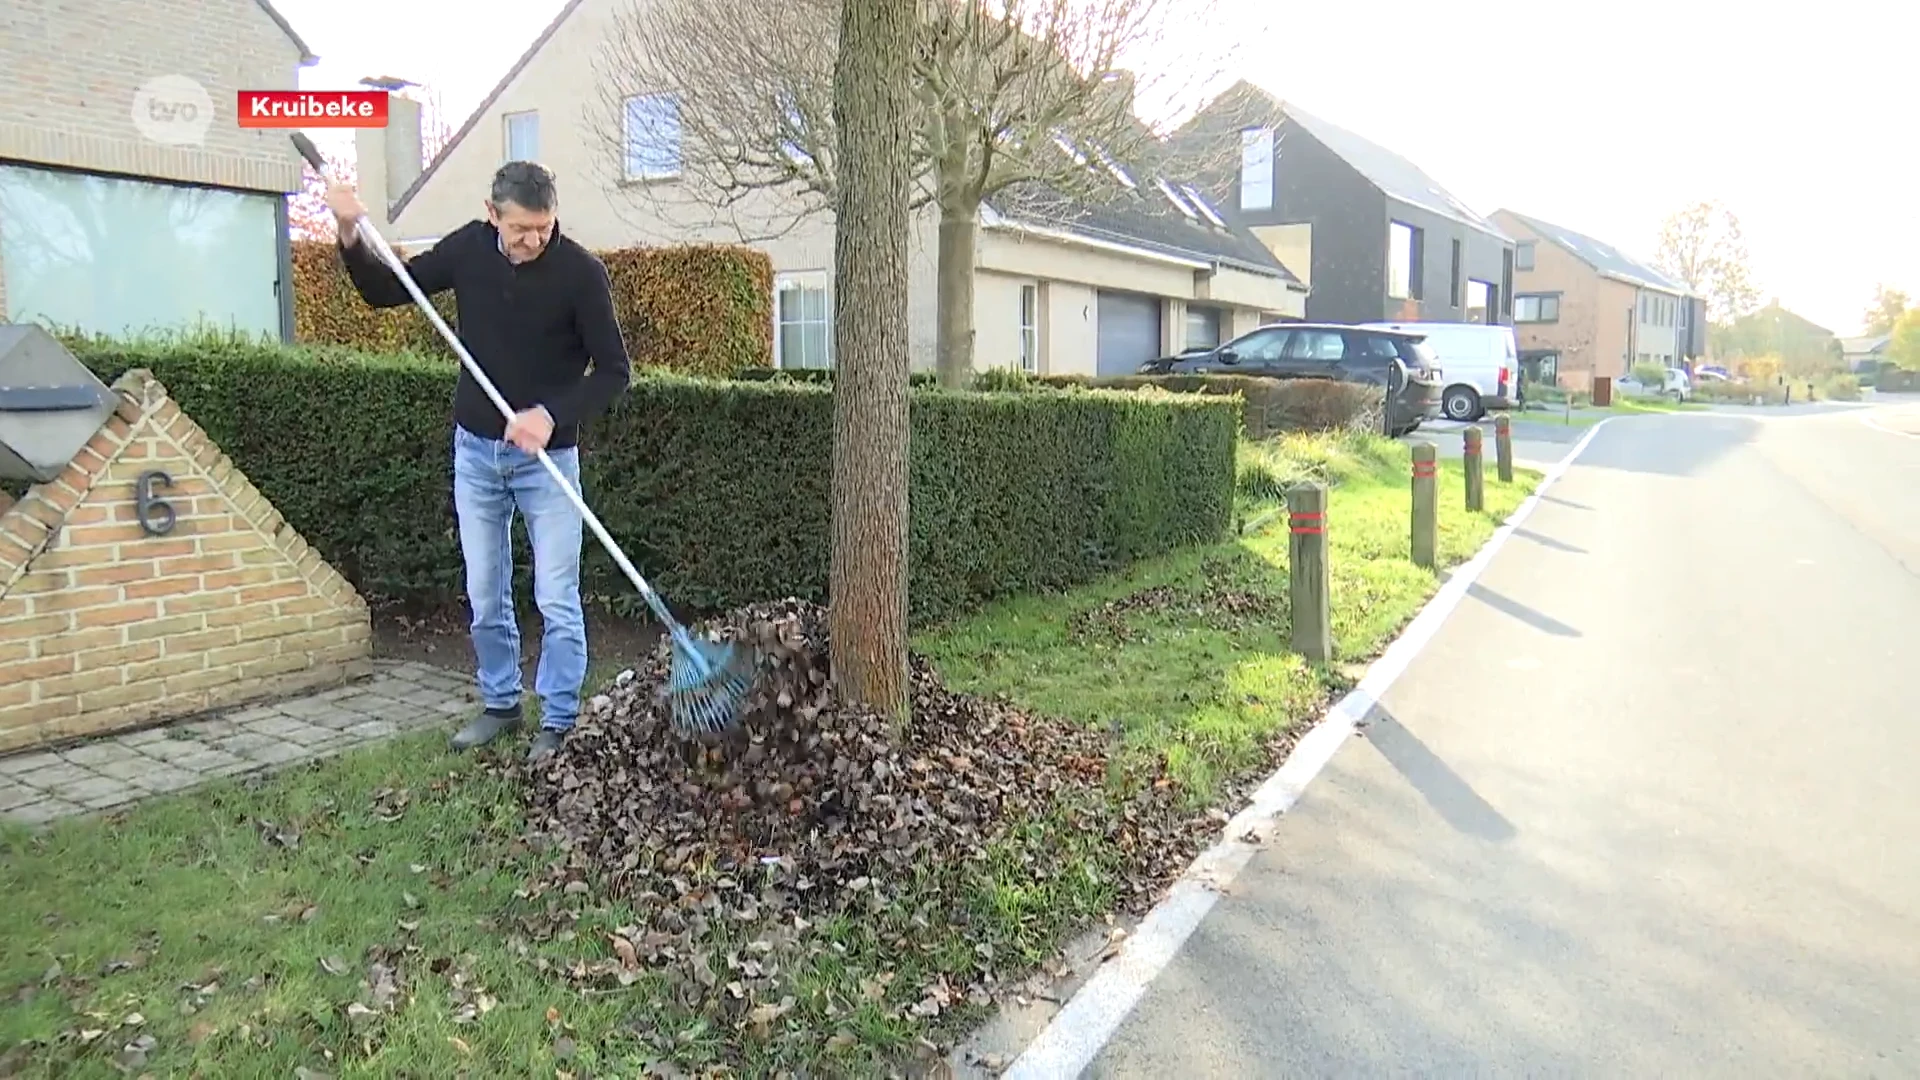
[1096,290,1163,375]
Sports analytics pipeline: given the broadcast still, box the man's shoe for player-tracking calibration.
[526,728,566,763]
[451,705,523,751]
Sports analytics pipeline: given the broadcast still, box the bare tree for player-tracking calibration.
[591,0,1252,386]
[827,0,914,718]
[1653,199,1761,327]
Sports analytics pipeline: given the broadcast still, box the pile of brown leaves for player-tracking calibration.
[512,599,1292,1025]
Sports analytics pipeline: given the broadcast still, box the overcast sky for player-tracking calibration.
[278,0,1914,337]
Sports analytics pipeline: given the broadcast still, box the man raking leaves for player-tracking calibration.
[298,135,753,758]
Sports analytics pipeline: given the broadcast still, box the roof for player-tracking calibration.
[1277,102,1511,242]
[982,174,1306,287]
[387,0,589,221]
[1498,210,1690,294]
[255,0,319,66]
[1840,333,1892,354]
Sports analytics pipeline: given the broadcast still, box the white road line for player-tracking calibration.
[1860,407,1920,439]
[998,417,1620,1080]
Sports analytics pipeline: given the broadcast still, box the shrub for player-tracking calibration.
[734,366,941,388]
[1814,372,1861,401]
[1630,362,1668,389]
[63,333,1237,628]
[290,239,774,376]
[1033,374,1383,438]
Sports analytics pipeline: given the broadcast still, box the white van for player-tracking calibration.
[1360,321,1518,421]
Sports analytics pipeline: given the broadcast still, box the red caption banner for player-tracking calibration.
[236,90,389,128]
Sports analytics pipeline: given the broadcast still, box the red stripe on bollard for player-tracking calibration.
[1412,463,1437,477]
[1289,510,1324,534]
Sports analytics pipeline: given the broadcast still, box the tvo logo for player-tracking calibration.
[130,75,214,146]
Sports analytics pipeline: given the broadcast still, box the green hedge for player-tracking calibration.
[292,239,774,376]
[1030,374,1383,439]
[64,335,1238,627]
[1877,366,1920,393]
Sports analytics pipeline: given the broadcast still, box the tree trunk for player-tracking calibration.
[934,202,977,389]
[827,0,913,719]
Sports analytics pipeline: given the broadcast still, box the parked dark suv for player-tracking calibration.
[1138,323,1443,437]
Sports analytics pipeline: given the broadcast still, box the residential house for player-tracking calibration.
[1170,82,1517,328]
[1488,210,1703,390]
[352,0,1307,378]
[1840,332,1891,374]
[1712,300,1841,373]
[0,0,317,340]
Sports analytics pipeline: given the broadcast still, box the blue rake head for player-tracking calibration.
[666,633,757,738]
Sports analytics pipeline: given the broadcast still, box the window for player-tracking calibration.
[1466,279,1493,323]
[1286,328,1346,363]
[1639,293,1652,323]
[1388,221,1422,301]
[1516,241,1535,271]
[503,110,539,161]
[774,274,831,368]
[1231,327,1291,361]
[0,162,283,340]
[1353,333,1400,360]
[1450,239,1463,308]
[623,92,682,180]
[1239,128,1273,211]
[1185,305,1221,350]
[1019,284,1039,372]
[1515,293,1560,323]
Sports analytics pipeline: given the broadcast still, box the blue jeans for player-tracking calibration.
[451,424,587,731]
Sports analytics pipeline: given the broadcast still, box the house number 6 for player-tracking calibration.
[135,470,176,537]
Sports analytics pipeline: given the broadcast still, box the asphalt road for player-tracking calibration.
[1085,402,1920,1077]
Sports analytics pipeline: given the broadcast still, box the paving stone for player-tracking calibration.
[245,714,324,740]
[60,742,142,769]
[119,729,169,747]
[95,756,171,783]
[16,763,95,791]
[126,765,206,795]
[168,749,254,778]
[0,752,62,778]
[5,799,83,825]
[215,731,281,757]
[307,702,380,730]
[174,718,240,742]
[343,719,401,741]
[135,737,219,763]
[266,721,337,748]
[0,782,41,812]
[239,741,310,767]
[61,775,139,809]
[278,697,348,721]
[219,705,288,725]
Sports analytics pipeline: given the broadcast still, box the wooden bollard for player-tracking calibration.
[1494,414,1514,483]
[1287,483,1332,663]
[1463,427,1485,512]
[1410,442,1437,570]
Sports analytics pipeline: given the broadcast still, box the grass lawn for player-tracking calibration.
[1521,395,1707,427]
[1,431,1541,1078]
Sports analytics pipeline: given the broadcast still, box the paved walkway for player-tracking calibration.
[0,661,475,827]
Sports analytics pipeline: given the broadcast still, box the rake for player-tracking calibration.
[290,133,755,737]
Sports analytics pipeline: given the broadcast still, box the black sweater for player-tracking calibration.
[337,219,633,450]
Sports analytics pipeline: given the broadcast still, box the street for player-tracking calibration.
[1081,401,1920,1077]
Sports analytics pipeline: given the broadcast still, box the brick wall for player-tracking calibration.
[0,369,374,754]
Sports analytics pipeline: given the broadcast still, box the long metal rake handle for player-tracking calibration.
[289,134,702,659]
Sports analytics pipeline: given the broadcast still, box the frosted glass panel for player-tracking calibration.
[0,164,282,340]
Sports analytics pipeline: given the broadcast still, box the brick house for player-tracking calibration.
[1488,209,1703,391]
[1169,81,1517,328]
[349,0,1308,377]
[0,0,318,341]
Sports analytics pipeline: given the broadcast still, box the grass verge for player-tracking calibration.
[0,430,1542,1078]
